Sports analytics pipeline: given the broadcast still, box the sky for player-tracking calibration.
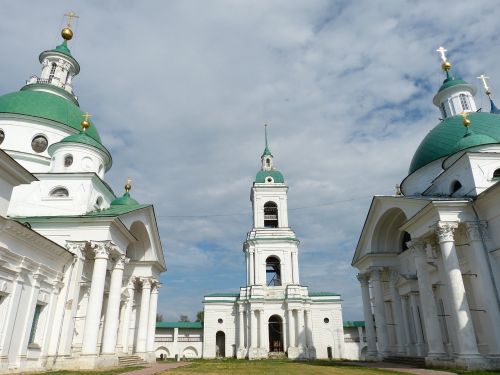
[2,0,500,322]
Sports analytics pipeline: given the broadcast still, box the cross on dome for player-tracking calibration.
[477,74,492,97]
[64,11,79,28]
[81,112,91,131]
[436,46,448,63]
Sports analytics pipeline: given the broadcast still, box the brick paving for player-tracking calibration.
[123,362,190,375]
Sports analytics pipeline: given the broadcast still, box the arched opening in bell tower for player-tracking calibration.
[264,201,278,228]
[266,256,281,286]
[268,315,283,352]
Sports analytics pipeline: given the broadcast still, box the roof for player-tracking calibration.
[409,112,500,174]
[50,132,111,163]
[156,322,203,329]
[0,89,101,143]
[255,170,284,183]
[262,146,272,157]
[451,128,497,154]
[309,291,341,297]
[54,41,72,57]
[343,320,365,328]
[111,192,140,206]
[438,77,468,92]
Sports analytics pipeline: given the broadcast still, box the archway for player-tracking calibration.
[266,256,281,286]
[216,331,225,357]
[371,208,408,254]
[268,315,283,352]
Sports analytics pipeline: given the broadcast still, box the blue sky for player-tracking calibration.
[2,1,500,321]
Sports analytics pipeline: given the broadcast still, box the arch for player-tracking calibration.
[451,180,462,194]
[49,186,69,198]
[493,168,500,179]
[268,315,283,352]
[155,346,170,359]
[264,201,278,228]
[126,221,152,261]
[215,331,225,357]
[371,208,408,254]
[182,346,198,358]
[359,346,367,360]
[266,256,281,286]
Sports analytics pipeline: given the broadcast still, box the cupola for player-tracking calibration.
[111,178,140,206]
[255,124,285,184]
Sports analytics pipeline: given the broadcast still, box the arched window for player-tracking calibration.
[401,231,411,252]
[50,187,69,197]
[440,102,447,118]
[264,201,278,228]
[266,158,271,167]
[64,154,73,167]
[48,63,57,83]
[266,256,281,286]
[493,168,500,179]
[451,180,462,194]
[460,94,470,111]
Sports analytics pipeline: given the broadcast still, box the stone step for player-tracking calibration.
[118,355,149,366]
[384,356,426,367]
[268,351,287,359]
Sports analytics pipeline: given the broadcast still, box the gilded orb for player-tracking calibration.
[463,118,471,126]
[61,27,73,40]
[441,61,452,71]
[81,120,90,131]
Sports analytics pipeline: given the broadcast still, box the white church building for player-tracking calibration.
[202,133,345,360]
[353,48,500,370]
[0,17,166,372]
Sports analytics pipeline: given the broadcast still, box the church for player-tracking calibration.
[353,48,500,370]
[0,15,166,372]
[201,130,345,360]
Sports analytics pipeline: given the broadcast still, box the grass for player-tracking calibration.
[28,366,145,374]
[167,359,410,375]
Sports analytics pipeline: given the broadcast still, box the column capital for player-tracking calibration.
[388,269,400,282]
[357,273,369,285]
[151,282,160,294]
[66,240,87,254]
[90,240,111,259]
[407,240,427,258]
[434,221,458,243]
[369,267,384,281]
[113,254,129,270]
[141,277,152,290]
[464,221,488,242]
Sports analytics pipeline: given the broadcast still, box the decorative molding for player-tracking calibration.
[113,255,129,270]
[89,241,111,260]
[434,221,458,243]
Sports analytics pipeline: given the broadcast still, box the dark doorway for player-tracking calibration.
[327,346,333,359]
[268,315,283,352]
[216,331,225,357]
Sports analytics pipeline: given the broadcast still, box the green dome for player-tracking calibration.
[255,170,284,183]
[49,131,112,166]
[451,129,497,154]
[111,192,139,206]
[53,41,72,57]
[438,77,468,92]
[0,89,101,143]
[409,112,500,174]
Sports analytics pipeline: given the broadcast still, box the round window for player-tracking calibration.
[31,135,48,153]
[64,154,73,167]
[267,177,272,183]
[0,129,5,145]
[324,318,329,324]
[218,318,223,324]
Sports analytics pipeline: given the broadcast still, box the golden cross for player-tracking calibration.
[64,11,79,28]
[477,74,490,91]
[436,46,448,63]
[125,177,132,193]
[82,112,91,122]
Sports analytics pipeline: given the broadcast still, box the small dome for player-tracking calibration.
[409,112,500,174]
[451,130,497,154]
[255,170,284,183]
[53,40,72,57]
[437,76,468,93]
[111,192,139,206]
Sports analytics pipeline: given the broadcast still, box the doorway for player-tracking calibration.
[268,315,283,352]
[216,331,225,357]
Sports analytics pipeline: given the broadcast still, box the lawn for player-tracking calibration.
[167,359,409,375]
[27,366,144,375]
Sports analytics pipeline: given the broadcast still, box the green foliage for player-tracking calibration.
[196,311,204,323]
[156,313,164,322]
[33,366,145,374]
[179,314,190,322]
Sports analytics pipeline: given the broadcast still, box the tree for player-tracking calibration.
[196,310,204,323]
[179,314,190,322]
[156,313,164,322]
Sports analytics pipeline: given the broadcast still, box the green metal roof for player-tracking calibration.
[50,132,111,160]
[309,292,341,297]
[451,128,497,154]
[111,192,140,206]
[262,146,272,157]
[438,77,468,92]
[255,170,284,183]
[53,41,72,57]
[343,320,365,328]
[409,112,500,174]
[0,89,101,143]
[156,322,203,329]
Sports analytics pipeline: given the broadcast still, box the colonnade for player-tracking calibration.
[357,221,500,364]
[80,240,159,359]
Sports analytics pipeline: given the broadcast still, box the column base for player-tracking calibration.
[425,354,489,370]
[306,346,316,359]
[365,351,379,361]
[287,346,300,359]
[236,348,247,359]
[247,347,267,360]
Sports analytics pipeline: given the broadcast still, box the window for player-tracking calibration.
[48,63,56,83]
[28,304,43,344]
[266,158,271,167]
[218,318,223,324]
[324,318,330,324]
[266,177,273,183]
[451,180,462,194]
[493,168,500,179]
[266,256,281,286]
[263,201,278,228]
[50,187,69,198]
[95,196,103,208]
[401,231,411,252]
[64,154,73,167]
[440,102,447,118]
[0,129,4,145]
[31,135,48,153]
[460,94,470,111]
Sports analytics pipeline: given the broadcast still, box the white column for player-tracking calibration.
[357,274,377,357]
[147,282,160,352]
[121,279,135,354]
[249,250,255,285]
[250,308,257,349]
[291,251,299,284]
[245,252,250,285]
[388,270,406,355]
[102,254,128,354]
[81,241,110,356]
[465,222,500,355]
[238,305,244,350]
[435,222,480,357]
[259,309,265,348]
[297,308,305,349]
[400,295,412,355]
[136,277,151,353]
[305,309,314,349]
[409,240,446,358]
[409,292,425,356]
[287,308,295,349]
[370,268,389,356]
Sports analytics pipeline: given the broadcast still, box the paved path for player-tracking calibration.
[352,361,457,375]
[123,362,190,375]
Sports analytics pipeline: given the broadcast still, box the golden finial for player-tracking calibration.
[61,11,79,41]
[81,112,91,132]
[460,111,471,127]
[477,74,492,97]
[436,46,451,71]
[125,178,132,193]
